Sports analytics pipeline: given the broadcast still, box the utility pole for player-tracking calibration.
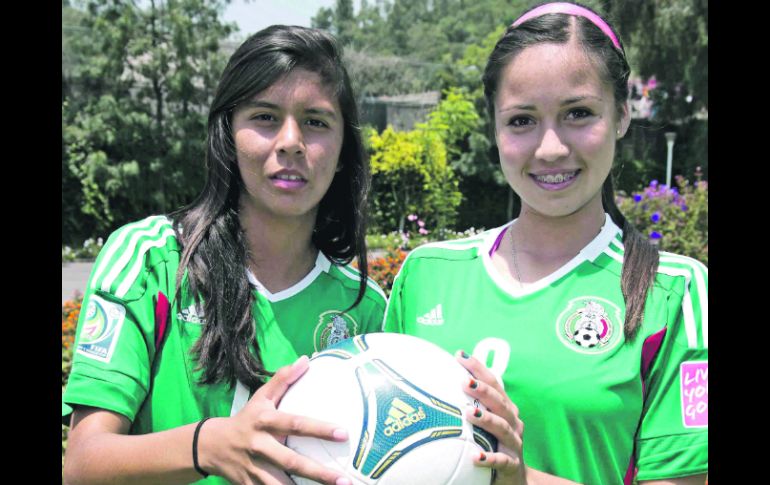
[665,132,677,188]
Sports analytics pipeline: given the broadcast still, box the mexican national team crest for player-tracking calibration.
[556,297,623,354]
[313,310,358,352]
[77,295,126,363]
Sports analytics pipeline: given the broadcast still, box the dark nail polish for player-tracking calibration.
[460,351,470,359]
[474,408,483,418]
[469,378,478,389]
[479,452,487,461]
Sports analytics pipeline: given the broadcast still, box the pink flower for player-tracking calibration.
[417,220,425,227]
[419,228,429,235]
[407,214,418,222]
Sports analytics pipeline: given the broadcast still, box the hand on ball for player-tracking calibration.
[457,350,527,485]
[196,356,352,485]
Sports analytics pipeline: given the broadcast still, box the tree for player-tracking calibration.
[607,0,708,118]
[343,50,437,97]
[602,0,708,191]
[421,88,479,165]
[334,0,355,45]
[314,0,532,97]
[311,6,333,31]
[62,0,235,243]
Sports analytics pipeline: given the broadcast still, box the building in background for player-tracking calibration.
[360,91,440,132]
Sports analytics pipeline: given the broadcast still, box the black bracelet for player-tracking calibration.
[193,417,211,478]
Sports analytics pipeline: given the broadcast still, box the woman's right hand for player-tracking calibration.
[198,355,352,485]
[455,351,527,485]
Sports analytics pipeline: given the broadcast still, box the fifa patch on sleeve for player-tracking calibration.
[680,361,708,428]
[76,295,126,364]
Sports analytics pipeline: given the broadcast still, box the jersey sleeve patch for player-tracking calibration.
[680,361,708,428]
[76,295,127,364]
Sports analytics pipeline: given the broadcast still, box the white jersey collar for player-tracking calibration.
[480,213,621,298]
[246,251,331,302]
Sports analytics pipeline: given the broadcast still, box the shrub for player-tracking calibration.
[367,89,477,237]
[366,224,486,251]
[366,247,408,297]
[364,225,486,294]
[62,297,81,358]
[368,125,461,237]
[62,237,104,262]
[62,296,81,470]
[617,169,708,265]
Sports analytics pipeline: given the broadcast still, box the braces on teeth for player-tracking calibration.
[536,172,577,183]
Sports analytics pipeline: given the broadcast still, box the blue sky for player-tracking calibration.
[223,0,353,39]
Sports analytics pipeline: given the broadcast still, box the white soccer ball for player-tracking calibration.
[572,327,601,348]
[278,333,496,485]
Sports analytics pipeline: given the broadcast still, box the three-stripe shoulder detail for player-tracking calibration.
[334,264,388,304]
[657,252,708,350]
[602,234,626,264]
[90,216,177,298]
[603,237,707,349]
[406,236,486,261]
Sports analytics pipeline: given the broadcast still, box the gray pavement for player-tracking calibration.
[62,262,94,303]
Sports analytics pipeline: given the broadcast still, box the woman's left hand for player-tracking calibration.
[456,350,527,485]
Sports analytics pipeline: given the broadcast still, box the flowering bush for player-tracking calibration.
[363,222,487,295]
[367,225,486,251]
[62,296,81,386]
[62,296,82,469]
[366,247,408,297]
[617,169,708,265]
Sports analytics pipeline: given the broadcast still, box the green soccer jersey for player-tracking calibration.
[63,215,387,485]
[383,214,708,484]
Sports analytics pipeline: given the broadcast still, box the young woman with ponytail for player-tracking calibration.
[384,3,708,484]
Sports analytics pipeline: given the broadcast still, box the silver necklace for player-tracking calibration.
[510,220,604,290]
[510,227,524,289]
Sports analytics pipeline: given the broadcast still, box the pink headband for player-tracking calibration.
[512,2,622,52]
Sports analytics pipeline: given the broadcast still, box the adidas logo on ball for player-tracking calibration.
[279,333,497,485]
[383,398,427,436]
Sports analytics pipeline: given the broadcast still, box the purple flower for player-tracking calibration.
[407,214,418,222]
[651,212,661,223]
[650,180,659,188]
[681,204,688,212]
[650,231,662,240]
[633,194,642,203]
[417,220,425,228]
[671,187,678,195]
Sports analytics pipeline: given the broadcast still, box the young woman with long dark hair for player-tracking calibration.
[63,25,386,485]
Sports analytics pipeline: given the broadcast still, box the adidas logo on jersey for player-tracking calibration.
[383,398,426,436]
[178,304,205,324]
[416,304,444,326]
